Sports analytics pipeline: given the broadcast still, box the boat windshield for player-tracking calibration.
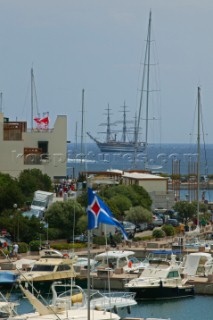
[31,200,46,207]
[129,256,140,264]
[167,271,180,278]
[32,264,55,272]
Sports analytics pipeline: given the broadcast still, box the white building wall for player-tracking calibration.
[138,180,167,193]
[0,113,67,180]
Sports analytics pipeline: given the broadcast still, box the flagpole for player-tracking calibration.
[87,229,91,320]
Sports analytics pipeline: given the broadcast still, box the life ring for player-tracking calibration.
[63,253,69,258]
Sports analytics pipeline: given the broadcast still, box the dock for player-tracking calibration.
[1,225,213,294]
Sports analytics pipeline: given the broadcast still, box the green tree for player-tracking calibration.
[76,215,88,233]
[18,169,52,198]
[125,206,153,224]
[173,201,197,223]
[131,185,152,209]
[0,211,45,243]
[76,191,88,208]
[110,194,132,213]
[99,185,152,210]
[0,173,24,212]
[45,199,85,238]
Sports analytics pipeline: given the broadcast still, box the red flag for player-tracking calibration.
[40,116,49,126]
[34,117,41,124]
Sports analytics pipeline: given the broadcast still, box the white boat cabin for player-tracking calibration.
[94,250,145,273]
[182,252,213,277]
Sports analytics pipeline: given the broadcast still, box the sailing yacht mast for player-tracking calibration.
[31,68,34,130]
[145,11,152,154]
[135,10,152,158]
[80,89,85,166]
[197,86,201,227]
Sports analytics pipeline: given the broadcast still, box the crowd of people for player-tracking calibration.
[54,179,76,197]
[0,240,19,258]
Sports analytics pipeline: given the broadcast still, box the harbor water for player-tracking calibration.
[119,296,213,320]
[67,142,213,176]
[67,142,213,202]
[11,292,213,320]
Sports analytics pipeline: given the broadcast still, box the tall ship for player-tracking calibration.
[87,12,158,155]
[87,103,145,153]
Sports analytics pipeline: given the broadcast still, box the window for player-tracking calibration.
[57,264,71,271]
[167,271,179,278]
[38,141,48,160]
[32,265,55,272]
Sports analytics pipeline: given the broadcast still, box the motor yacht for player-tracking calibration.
[18,255,76,292]
[125,254,194,300]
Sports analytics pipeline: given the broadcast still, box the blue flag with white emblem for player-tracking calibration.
[87,188,128,240]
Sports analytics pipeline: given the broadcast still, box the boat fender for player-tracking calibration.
[95,306,102,311]
[128,260,133,268]
[63,253,69,258]
[127,306,131,314]
[71,292,83,304]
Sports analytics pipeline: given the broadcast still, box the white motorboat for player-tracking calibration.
[94,250,147,273]
[39,249,97,272]
[73,257,97,272]
[50,281,137,313]
[18,255,77,292]
[125,254,194,300]
[7,284,120,320]
[182,252,213,277]
[39,249,64,258]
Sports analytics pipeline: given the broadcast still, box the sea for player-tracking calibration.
[9,290,213,320]
[67,142,213,202]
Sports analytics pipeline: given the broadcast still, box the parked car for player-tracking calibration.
[67,234,88,243]
[152,215,163,226]
[137,222,148,232]
[135,223,141,232]
[165,219,180,227]
[121,221,136,238]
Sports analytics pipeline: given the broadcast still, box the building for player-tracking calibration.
[83,169,176,209]
[122,171,175,209]
[0,112,67,180]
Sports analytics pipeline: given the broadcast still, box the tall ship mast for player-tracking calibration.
[87,102,145,153]
[87,11,157,154]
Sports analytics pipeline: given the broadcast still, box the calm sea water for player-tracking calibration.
[67,143,213,176]
[67,143,213,202]
[119,296,213,320]
[12,293,213,320]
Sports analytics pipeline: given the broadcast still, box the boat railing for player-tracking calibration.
[99,291,136,300]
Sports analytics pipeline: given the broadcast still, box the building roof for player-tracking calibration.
[122,171,166,180]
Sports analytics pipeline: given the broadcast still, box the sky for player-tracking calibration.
[0,0,213,145]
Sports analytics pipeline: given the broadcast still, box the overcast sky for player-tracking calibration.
[0,0,212,145]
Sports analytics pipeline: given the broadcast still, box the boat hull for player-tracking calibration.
[97,142,145,153]
[127,285,195,300]
[0,271,18,291]
[21,278,75,294]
